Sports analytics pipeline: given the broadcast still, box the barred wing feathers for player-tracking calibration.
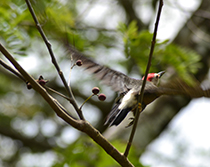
[69,48,140,93]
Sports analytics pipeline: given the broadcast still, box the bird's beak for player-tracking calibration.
[158,71,165,78]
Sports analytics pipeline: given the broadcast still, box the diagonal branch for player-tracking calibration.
[124,0,164,157]
[25,0,84,120]
[0,42,134,167]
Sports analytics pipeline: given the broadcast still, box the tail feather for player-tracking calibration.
[110,108,131,126]
[105,103,131,126]
[104,103,120,126]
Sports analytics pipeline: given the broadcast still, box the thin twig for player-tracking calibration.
[25,0,84,120]
[0,58,75,103]
[44,86,72,101]
[0,58,74,104]
[124,0,164,157]
[79,94,94,110]
[0,58,26,82]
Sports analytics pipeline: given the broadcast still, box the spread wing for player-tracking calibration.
[67,47,141,93]
[67,46,210,98]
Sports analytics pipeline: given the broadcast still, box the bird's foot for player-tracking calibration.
[125,117,135,128]
[138,103,142,112]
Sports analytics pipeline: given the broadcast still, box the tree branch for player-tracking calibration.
[0,42,133,167]
[124,0,164,157]
[25,0,84,120]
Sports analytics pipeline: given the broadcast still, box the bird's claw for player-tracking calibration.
[125,117,135,128]
[138,103,142,111]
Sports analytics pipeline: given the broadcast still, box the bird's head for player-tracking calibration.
[142,71,165,86]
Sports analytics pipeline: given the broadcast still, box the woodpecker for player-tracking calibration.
[104,71,165,126]
[68,47,210,126]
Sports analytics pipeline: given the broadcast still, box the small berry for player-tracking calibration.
[38,75,48,86]
[26,76,48,89]
[76,60,82,66]
[92,87,100,95]
[38,79,48,86]
[98,93,106,101]
[27,82,32,89]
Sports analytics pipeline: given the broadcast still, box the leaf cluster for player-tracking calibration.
[118,21,201,84]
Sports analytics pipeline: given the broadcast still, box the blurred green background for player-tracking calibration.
[0,0,210,166]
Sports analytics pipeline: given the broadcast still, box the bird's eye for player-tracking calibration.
[156,75,159,78]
